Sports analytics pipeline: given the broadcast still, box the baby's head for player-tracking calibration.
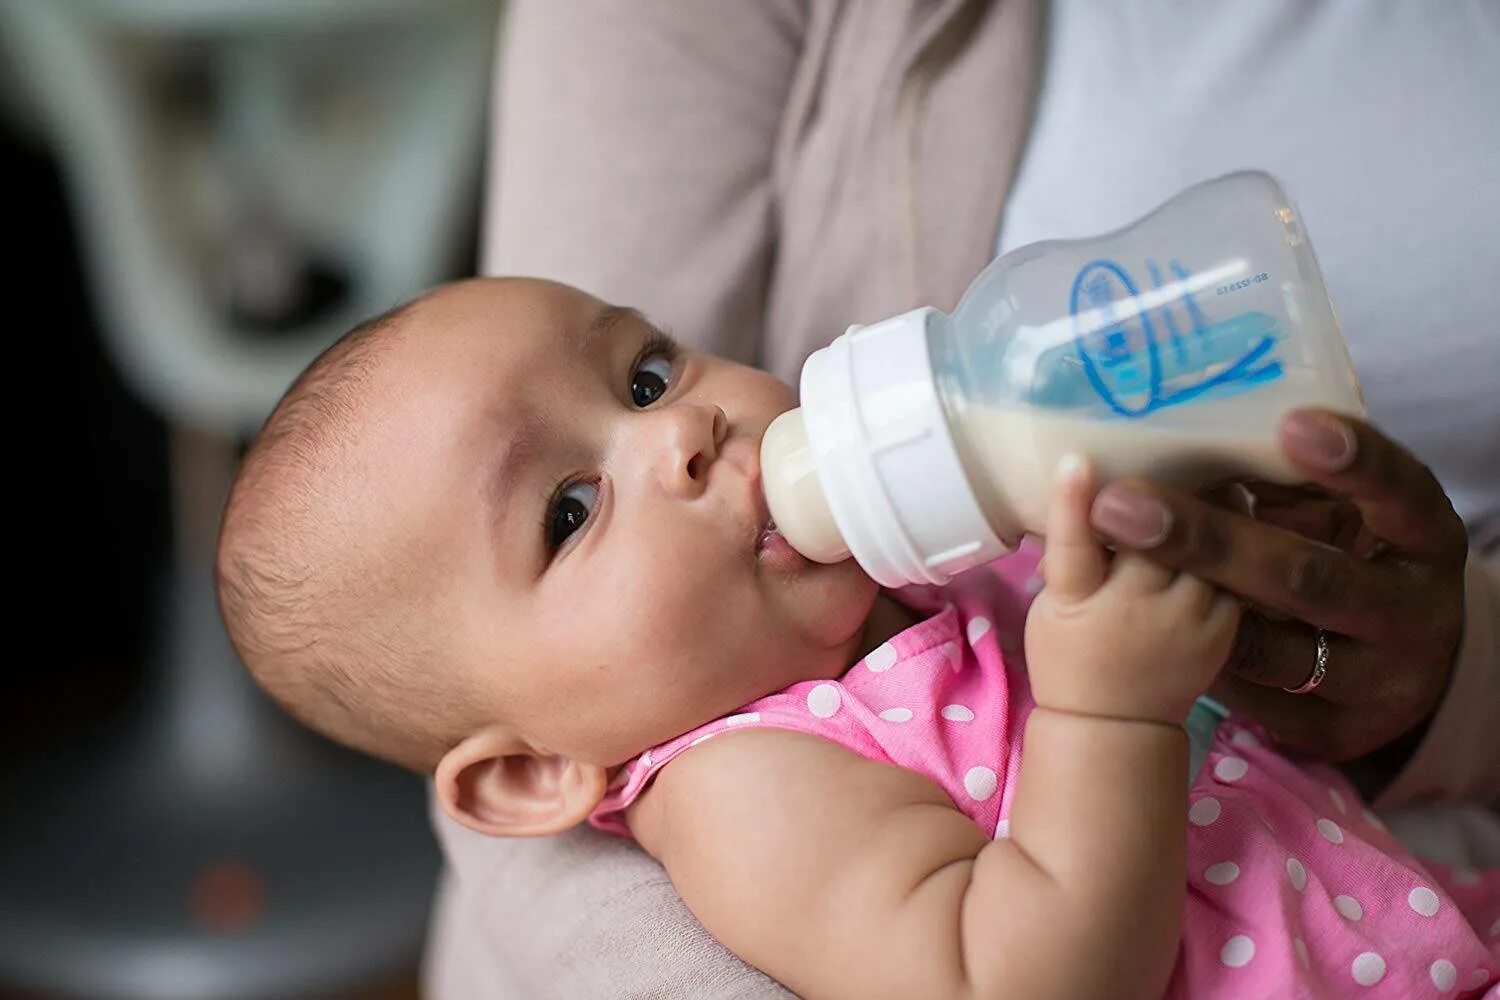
[217,278,878,834]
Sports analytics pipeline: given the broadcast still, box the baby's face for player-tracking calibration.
[358,279,877,765]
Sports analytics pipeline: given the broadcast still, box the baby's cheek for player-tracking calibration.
[803,562,879,639]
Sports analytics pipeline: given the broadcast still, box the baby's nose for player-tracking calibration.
[653,403,728,498]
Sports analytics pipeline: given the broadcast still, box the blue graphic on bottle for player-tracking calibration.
[1029,258,1284,417]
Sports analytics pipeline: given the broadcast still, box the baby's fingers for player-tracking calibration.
[1043,454,1107,601]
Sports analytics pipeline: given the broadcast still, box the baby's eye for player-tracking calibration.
[631,352,673,408]
[547,480,599,551]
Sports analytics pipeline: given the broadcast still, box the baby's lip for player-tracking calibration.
[717,434,767,547]
[747,469,772,542]
[747,474,795,563]
[743,456,783,553]
[727,433,792,561]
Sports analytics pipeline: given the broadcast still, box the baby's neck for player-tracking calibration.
[608,592,922,792]
[851,592,924,667]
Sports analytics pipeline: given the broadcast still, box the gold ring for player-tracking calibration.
[1284,628,1330,695]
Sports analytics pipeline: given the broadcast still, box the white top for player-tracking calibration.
[998,0,1500,550]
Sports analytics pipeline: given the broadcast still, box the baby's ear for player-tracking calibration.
[434,726,609,837]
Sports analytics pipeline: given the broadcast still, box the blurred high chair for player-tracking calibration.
[0,2,499,997]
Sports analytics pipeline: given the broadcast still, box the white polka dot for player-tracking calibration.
[864,642,898,673]
[1317,818,1345,844]
[1230,729,1261,749]
[1214,756,1249,782]
[1452,868,1480,887]
[878,707,913,723]
[941,704,975,722]
[963,765,998,801]
[1286,857,1308,892]
[993,818,1010,840]
[1430,959,1457,992]
[1189,797,1222,826]
[1024,575,1044,595]
[1490,916,1500,937]
[1469,969,1491,990]
[1351,952,1386,986]
[1408,886,1440,917]
[1361,808,1385,831]
[966,616,992,645]
[1328,788,1348,814]
[806,683,841,718]
[1204,862,1240,886]
[1293,938,1309,968]
[1219,935,1255,968]
[690,732,720,747]
[725,712,760,726]
[941,641,962,672]
[640,750,652,767]
[999,630,1020,653]
[1334,895,1363,921]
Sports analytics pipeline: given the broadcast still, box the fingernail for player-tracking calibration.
[1281,411,1356,472]
[1055,453,1087,483]
[1091,485,1171,547]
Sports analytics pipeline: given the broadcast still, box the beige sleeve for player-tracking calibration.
[423,813,794,1000]
[1377,550,1500,808]
[481,0,805,364]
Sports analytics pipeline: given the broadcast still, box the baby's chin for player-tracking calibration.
[790,556,883,649]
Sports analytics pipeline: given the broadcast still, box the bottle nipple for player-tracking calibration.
[760,409,850,564]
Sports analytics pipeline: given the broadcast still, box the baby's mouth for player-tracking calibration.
[755,512,805,570]
[747,455,802,568]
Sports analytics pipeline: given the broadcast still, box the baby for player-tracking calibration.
[217,278,1499,999]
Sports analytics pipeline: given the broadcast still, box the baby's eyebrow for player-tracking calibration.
[489,305,620,503]
[578,304,637,353]
[488,303,642,568]
[484,413,545,527]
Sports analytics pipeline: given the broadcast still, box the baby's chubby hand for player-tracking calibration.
[1026,455,1241,727]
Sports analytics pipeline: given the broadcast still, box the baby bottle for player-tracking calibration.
[761,171,1364,587]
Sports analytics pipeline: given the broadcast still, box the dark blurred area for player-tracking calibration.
[1,3,500,998]
[7,96,170,754]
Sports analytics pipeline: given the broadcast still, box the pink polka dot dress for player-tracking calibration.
[592,546,1500,997]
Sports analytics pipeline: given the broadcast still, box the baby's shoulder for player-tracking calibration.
[628,726,956,861]
[628,727,1001,1000]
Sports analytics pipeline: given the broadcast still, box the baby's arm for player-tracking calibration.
[633,712,1187,1000]
[631,458,1239,1000]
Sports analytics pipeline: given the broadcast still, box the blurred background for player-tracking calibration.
[2,1,502,997]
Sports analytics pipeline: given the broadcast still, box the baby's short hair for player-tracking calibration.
[217,297,471,772]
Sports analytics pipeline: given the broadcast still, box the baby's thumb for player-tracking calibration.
[1043,454,1107,600]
